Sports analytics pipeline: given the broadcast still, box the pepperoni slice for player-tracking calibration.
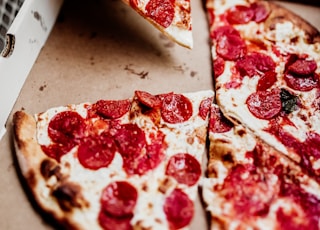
[287,59,317,76]
[216,34,247,61]
[226,5,255,24]
[251,2,270,23]
[135,90,161,108]
[41,143,75,162]
[222,164,273,217]
[165,153,201,186]
[92,99,131,119]
[163,188,194,229]
[122,131,165,175]
[209,106,233,133]
[284,72,319,92]
[198,97,213,120]
[100,181,138,218]
[48,111,85,145]
[98,212,132,230]
[246,89,282,120]
[257,71,277,91]
[236,52,276,78]
[113,123,146,158]
[213,56,225,78]
[77,132,116,170]
[211,25,240,40]
[145,0,174,28]
[161,93,193,124]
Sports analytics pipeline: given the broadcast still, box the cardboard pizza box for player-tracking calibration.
[0,0,63,139]
[0,1,318,229]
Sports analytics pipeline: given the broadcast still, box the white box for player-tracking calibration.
[0,0,64,139]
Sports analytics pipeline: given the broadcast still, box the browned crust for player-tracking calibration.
[266,1,320,44]
[12,111,85,230]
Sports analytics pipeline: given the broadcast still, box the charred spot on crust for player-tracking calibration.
[26,170,37,189]
[40,159,62,180]
[52,181,89,212]
[221,152,234,164]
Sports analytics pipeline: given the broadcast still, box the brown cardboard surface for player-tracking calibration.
[0,0,319,229]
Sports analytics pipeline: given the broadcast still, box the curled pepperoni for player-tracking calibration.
[246,89,282,120]
[165,153,201,186]
[198,97,213,120]
[48,111,85,145]
[257,71,277,91]
[77,132,116,170]
[209,106,233,133]
[216,34,247,61]
[213,56,225,78]
[135,90,161,108]
[287,59,317,76]
[161,93,193,124]
[163,188,194,229]
[236,52,276,78]
[145,0,174,28]
[100,181,137,217]
[226,5,254,24]
[92,99,131,119]
[284,72,319,92]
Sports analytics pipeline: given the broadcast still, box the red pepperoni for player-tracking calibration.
[100,181,137,218]
[213,56,225,78]
[209,106,233,133]
[161,93,193,124]
[92,99,131,119]
[222,164,273,217]
[246,89,282,120]
[236,52,276,78]
[251,2,270,23]
[135,90,161,108]
[113,123,146,158]
[257,71,277,91]
[211,25,240,40]
[284,72,319,92]
[163,188,194,229]
[288,59,317,76]
[41,143,75,162]
[145,0,174,28]
[165,153,201,186]
[122,131,165,175]
[77,132,116,170]
[198,97,213,120]
[216,34,247,61]
[98,212,132,230]
[226,5,255,24]
[306,132,320,159]
[48,111,85,146]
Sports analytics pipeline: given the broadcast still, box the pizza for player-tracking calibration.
[206,0,320,182]
[203,104,320,230]
[120,0,193,48]
[13,90,214,230]
[11,0,320,230]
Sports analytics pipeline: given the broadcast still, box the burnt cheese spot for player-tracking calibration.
[52,181,89,212]
[40,159,62,180]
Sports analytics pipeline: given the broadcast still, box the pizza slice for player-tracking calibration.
[202,104,320,230]
[121,0,193,48]
[13,89,214,230]
[206,0,320,181]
